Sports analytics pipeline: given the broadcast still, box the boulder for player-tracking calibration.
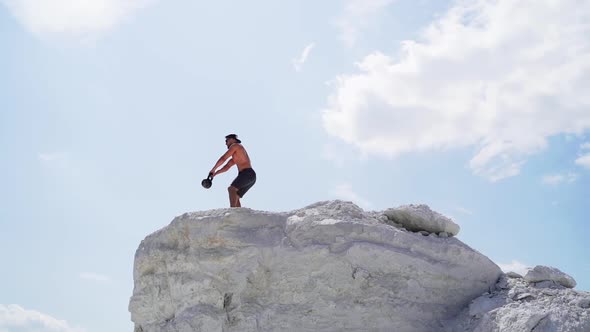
[129,201,499,332]
[506,271,523,279]
[524,266,577,289]
[383,204,460,236]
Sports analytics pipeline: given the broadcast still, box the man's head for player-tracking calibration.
[225,134,241,147]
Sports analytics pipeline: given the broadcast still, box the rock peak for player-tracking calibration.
[129,201,500,331]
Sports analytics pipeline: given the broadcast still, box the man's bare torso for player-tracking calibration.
[229,143,252,171]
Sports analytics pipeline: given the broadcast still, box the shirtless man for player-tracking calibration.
[209,134,256,207]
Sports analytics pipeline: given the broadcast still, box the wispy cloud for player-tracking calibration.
[292,43,315,72]
[38,152,72,171]
[38,152,83,179]
[0,304,85,332]
[79,272,111,283]
[322,142,368,168]
[542,173,578,185]
[323,0,590,181]
[38,152,67,163]
[1,0,156,38]
[497,260,531,276]
[454,207,473,215]
[331,183,372,208]
[575,142,590,169]
[334,0,396,47]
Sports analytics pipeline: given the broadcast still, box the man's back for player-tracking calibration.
[230,143,252,171]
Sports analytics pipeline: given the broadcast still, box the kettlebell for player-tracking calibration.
[201,173,213,189]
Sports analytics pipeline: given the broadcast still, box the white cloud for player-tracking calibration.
[497,260,531,276]
[292,43,315,72]
[575,154,590,169]
[79,272,111,283]
[1,0,155,38]
[574,142,590,169]
[323,0,590,181]
[0,304,85,332]
[331,183,372,208]
[334,0,396,47]
[542,172,578,185]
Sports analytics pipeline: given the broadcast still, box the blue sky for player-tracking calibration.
[1,0,589,331]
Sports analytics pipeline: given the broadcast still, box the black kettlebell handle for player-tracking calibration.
[202,172,214,189]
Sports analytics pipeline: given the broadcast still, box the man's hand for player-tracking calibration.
[210,159,234,178]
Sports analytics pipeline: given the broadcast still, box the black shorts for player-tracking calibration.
[231,168,256,198]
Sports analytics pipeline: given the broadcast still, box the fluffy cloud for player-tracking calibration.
[323,0,590,181]
[576,155,590,169]
[0,304,85,332]
[497,260,531,276]
[334,0,396,47]
[1,0,155,37]
[292,43,315,72]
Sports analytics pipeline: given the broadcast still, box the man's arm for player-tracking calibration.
[210,145,237,175]
[212,159,235,177]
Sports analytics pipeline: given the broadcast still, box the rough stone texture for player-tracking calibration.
[506,271,524,279]
[129,200,500,332]
[444,276,590,332]
[496,275,509,290]
[578,298,590,309]
[383,204,460,236]
[525,265,577,289]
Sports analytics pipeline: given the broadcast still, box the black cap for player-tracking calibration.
[225,134,241,143]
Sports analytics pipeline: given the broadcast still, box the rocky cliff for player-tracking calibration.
[128,201,588,332]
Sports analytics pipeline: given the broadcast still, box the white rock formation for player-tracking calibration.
[383,204,460,236]
[524,265,577,289]
[445,274,590,331]
[129,201,500,332]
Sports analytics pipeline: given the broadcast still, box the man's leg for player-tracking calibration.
[236,187,243,207]
[228,186,240,207]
